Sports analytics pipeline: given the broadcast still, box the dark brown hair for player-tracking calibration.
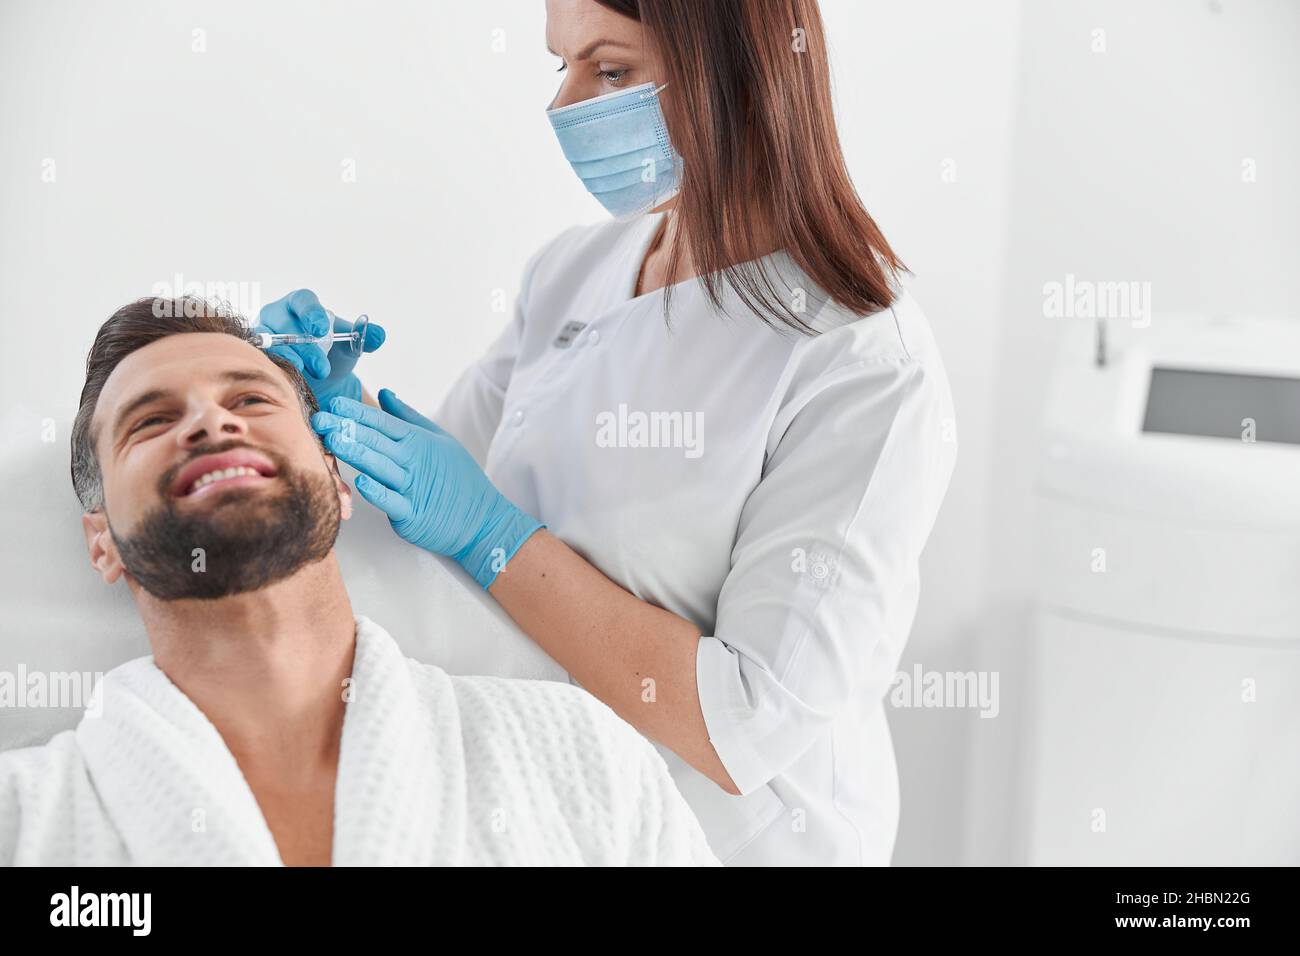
[595,0,904,333]
[70,296,318,511]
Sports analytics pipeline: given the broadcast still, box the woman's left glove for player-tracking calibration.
[311,389,544,588]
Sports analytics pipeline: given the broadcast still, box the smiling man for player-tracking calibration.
[0,296,719,867]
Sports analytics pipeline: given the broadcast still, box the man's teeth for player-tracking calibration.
[187,465,262,495]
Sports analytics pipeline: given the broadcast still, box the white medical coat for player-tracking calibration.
[435,212,957,865]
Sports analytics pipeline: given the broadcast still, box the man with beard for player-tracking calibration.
[0,297,719,867]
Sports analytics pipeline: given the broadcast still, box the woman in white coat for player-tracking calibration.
[262,0,956,866]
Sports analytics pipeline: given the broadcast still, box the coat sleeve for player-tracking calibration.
[694,355,957,796]
[432,310,522,467]
[432,241,552,466]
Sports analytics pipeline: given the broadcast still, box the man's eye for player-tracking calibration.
[236,395,270,407]
[132,416,167,433]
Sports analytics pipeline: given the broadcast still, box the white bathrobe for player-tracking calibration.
[0,616,720,866]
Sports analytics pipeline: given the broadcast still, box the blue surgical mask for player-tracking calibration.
[546,81,682,220]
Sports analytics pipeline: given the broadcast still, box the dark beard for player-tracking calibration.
[109,443,341,601]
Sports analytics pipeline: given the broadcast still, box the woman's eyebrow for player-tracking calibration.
[548,38,634,61]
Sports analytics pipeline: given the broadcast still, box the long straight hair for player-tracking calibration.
[595,0,905,334]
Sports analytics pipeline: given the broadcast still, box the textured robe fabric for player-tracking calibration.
[0,616,720,866]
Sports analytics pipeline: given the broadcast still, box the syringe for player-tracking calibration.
[252,330,360,349]
[251,313,370,357]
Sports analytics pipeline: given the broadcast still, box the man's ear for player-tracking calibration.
[328,455,354,520]
[81,511,127,584]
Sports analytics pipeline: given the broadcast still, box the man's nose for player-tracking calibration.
[179,403,248,447]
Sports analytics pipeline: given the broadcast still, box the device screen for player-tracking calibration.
[1143,367,1300,445]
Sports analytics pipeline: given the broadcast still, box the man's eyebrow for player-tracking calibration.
[220,367,288,391]
[110,368,289,439]
[548,38,634,61]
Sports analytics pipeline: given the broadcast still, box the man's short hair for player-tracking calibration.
[70,296,319,512]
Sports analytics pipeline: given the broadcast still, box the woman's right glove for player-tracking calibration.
[255,288,385,406]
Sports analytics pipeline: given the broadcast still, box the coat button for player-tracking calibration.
[587,329,600,345]
[512,408,525,426]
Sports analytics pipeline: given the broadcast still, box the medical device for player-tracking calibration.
[252,313,369,356]
[1022,312,1300,864]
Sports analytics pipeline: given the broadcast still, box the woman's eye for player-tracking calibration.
[598,68,628,84]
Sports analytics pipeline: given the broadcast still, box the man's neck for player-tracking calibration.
[132,554,356,780]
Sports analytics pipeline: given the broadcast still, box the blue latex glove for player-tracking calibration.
[312,389,544,588]
[255,289,385,406]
